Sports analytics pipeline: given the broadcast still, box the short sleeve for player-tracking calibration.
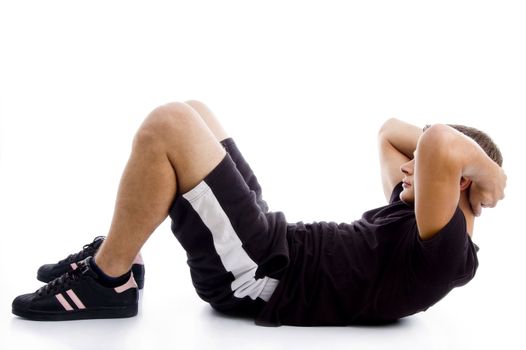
[389,182,404,204]
[411,207,479,287]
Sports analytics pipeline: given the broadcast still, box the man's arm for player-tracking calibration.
[378,118,423,201]
[415,124,506,240]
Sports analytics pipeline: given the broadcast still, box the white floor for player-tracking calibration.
[1,220,525,350]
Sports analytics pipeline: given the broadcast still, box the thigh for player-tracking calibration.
[168,152,287,312]
[220,137,269,212]
[144,102,227,194]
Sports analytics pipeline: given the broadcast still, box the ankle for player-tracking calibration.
[93,254,131,278]
[88,257,132,288]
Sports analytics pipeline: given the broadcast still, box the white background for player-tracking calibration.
[1,1,525,349]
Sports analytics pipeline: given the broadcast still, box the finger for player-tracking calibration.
[471,202,482,217]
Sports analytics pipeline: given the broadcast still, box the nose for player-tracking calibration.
[400,160,413,175]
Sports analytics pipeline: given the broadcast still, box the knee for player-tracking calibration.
[134,101,198,148]
[184,99,208,112]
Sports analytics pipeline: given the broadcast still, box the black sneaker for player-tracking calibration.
[37,236,145,289]
[13,257,138,321]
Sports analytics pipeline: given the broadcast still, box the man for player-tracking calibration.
[12,101,506,326]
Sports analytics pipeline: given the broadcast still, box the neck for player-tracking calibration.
[459,194,475,237]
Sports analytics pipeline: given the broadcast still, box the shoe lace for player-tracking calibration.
[58,236,105,264]
[38,265,85,296]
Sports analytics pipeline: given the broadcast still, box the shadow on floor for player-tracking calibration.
[206,305,409,328]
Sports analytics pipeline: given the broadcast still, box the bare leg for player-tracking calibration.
[94,102,226,277]
[184,100,229,142]
[184,100,269,212]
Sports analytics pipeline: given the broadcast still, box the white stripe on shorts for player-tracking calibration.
[183,181,278,301]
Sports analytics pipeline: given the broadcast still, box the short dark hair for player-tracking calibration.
[423,124,503,167]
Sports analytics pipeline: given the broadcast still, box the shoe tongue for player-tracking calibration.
[78,257,98,278]
[91,236,105,249]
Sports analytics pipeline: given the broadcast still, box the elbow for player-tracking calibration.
[419,124,453,144]
[417,124,458,161]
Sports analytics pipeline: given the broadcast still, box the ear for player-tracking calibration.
[460,176,472,192]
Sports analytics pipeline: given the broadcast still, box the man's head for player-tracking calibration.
[399,124,503,205]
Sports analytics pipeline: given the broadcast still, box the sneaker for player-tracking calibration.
[37,236,145,289]
[13,257,138,321]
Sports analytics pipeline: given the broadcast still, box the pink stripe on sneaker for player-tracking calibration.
[133,253,144,265]
[66,289,86,309]
[70,262,78,270]
[114,274,138,293]
[55,293,73,311]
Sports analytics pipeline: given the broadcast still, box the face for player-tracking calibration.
[399,157,415,204]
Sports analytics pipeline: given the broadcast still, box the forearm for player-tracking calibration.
[421,124,506,215]
[438,125,501,183]
[378,118,423,159]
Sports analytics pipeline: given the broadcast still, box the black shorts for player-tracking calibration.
[168,138,289,317]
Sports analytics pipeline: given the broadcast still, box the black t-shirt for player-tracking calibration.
[255,182,479,326]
